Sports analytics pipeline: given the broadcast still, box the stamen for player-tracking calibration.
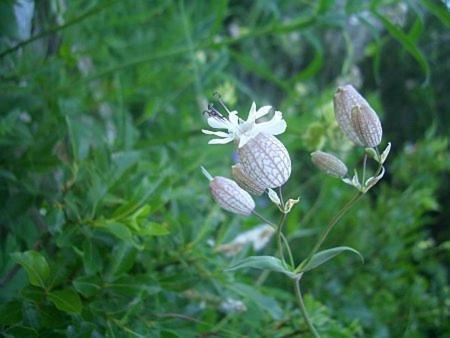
[213,91,232,114]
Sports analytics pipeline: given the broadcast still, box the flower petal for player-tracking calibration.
[254,105,272,120]
[208,137,234,144]
[255,111,286,135]
[202,129,231,138]
[207,116,231,129]
[247,102,257,121]
[228,111,239,125]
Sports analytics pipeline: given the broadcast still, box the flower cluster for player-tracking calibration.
[201,101,291,215]
[311,85,391,193]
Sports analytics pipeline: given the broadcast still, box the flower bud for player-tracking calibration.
[334,85,382,147]
[210,176,255,216]
[311,151,348,178]
[351,105,382,148]
[238,133,291,189]
[232,163,266,196]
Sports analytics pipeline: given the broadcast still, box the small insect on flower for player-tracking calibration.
[201,167,255,216]
[202,101,287,148]
[311,151,348,178]
[334,85,382,148]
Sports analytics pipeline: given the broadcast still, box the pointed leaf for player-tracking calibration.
[10,251,50,288]
[226,256,296,278]
[48,288,82,314]
[301,246,363,272]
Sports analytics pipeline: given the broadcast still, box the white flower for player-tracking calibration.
[202,102,287,148]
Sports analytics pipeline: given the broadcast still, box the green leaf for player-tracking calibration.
[48,288,82,314]
[290,33,323,83]
[420,0,450,28]
[138,221,170,236]
[73,276,102,297]
[226,256,296,278]
[373,11,430,85]
[301,246,364,272]
[228,283,283,320]
[104,222,133,241]
[82,239,102,275]
[109,243,137,276]
[10,251,50,288]
[0,301,22,325]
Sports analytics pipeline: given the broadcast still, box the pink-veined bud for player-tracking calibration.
[210,176,255,216]
[238,133,291,189]
[334,85,382,147]
[232,163,266,196]
[311,151,348,178]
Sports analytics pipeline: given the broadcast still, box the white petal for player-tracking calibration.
[208,137,234,144]
[254,105,272,120]
[247,102,257,121]
[229,111,239,125]
[207,116,231,129]
[202,129,231,138]
[254,111,286,135]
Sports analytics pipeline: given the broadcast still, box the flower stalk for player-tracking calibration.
[200,86,390,338]
[294,275,320,338]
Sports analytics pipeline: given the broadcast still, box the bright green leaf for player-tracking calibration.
[10,251,50,288]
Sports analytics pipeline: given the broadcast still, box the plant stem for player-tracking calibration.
[276,212,287,264]
[294,276,320,338]
[252,211,294,267]
[297,191,364,271]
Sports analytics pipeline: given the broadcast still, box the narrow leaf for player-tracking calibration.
[373,11,430,85]
[226,256,296,278]
[301,246,364,272]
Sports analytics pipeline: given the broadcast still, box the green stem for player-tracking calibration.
[296,192,364,272]
[294,276,320,338]
[276,212,287,264]
[252,211,294,267]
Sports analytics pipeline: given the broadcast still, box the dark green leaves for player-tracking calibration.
[48,289,82,314]
[10,251,50,288]
[226,256,297,278]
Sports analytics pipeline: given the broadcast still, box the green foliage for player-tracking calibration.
[1,0,449,337]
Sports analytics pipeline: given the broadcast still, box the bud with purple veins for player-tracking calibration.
[351,105,382,148]
[202,167,255,216]
[232,163,266,196]
[311,151,348,178]
[238,133,291,189]
[334,84,382,148]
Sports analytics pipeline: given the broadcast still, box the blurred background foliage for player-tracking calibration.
[0,0,449,337]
